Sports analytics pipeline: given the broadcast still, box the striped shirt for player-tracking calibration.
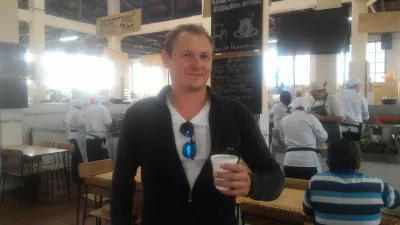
[303,171,400,225]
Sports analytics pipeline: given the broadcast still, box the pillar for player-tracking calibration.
[309,0,342,94]
[29,0,47,102]
[350,0,368,96]
[311,55,338,93]
[0,1,23,146]
[259,0,270,133]
[106,0,128,99]
[202,0,211,86]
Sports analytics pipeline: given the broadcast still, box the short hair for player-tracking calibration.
[164,24,214,56]
[327,139,361,171]
[280,91,292,106]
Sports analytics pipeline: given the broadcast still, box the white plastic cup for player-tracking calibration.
[211,154,239,190]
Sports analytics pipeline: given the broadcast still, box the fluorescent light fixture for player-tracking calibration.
[348,17,352,21]
[268,39,277,43]
[60,36,79,42]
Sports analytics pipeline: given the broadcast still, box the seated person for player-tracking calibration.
[303,139,400,225]
[280,98,328,180]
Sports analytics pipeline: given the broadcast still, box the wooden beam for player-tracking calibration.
[359,11,400,33]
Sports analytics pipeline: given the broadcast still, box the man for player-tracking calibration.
[84,97,112,162]
[339,76,369,124]
[303,139,400,224]
[111,24,284,225]
[64,99,86,182]
[280,98,328,180]
[309,82,344,142]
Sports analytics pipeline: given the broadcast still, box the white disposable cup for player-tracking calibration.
[211,154,239,190]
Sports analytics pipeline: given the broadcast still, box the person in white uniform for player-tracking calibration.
[269,91,292,152]
[339,77,370,140]
[280,97,328,180]
[84,97,112,162]
[269,91,292,128]
[309,82,344,142]
[339,77,369,124]
[64,99,86,182]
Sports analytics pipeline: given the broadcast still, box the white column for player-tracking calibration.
[106,0,126,99]
[311,55,338,93]
[309,0,342,94]
[262,0,270,110]
[350,0,368,96]
[0,0,23,147]
[259,0,270,133]
[29,0,46,102]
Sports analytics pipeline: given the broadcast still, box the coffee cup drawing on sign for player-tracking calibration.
[233,18,258,38]
[212,24,228,42]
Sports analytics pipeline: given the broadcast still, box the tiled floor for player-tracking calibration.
[0,183,101,225]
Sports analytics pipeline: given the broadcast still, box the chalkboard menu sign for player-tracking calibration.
[211,0,263,53]
[211,54,262,114]
[0,42,27,76]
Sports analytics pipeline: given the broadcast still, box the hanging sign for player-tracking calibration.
[203,0,211,18]
[211,0,263,53]
[96,9,142,36]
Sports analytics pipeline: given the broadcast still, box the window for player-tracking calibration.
[367,42,385,82]
[337,42,386,84]
[265,46,311,87]
[131,62,167,99]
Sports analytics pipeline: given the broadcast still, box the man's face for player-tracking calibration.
[161,32,212,92]
[354,84,361,93]
[311,90,324,101]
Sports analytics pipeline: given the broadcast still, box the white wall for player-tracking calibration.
[21,102,134,145]
[385,33,400,80]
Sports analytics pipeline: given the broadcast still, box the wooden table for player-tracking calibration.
[82,169,400,225]
[237,188,400,225]
[2,145,71,202]
[83,168,142,193]
[5,145,67,157]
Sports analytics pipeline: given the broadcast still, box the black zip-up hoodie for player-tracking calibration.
[111,86,285,225]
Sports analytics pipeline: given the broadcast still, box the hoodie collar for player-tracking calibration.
[156,85,220,104]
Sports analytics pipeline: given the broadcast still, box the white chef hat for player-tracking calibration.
[290,97,311,111]
[346,77,361,88]
[71,99,83,107]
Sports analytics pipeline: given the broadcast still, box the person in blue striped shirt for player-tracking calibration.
[303,139,400,225]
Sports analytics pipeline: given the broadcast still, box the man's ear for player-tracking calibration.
[161,50,171,69]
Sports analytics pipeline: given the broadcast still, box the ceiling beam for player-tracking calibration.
[18,9,96,35]
[19,0,352,37]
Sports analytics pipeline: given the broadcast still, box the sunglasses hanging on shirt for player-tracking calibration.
[180,121,197,160]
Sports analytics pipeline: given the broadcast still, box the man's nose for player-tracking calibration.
[190,55,203,68]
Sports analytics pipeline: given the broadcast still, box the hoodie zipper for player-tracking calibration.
[188,190,193,202]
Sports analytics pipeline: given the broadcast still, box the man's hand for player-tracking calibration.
[310,112,322,120]
[213,164,251,197]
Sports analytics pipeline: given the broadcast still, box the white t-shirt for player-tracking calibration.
[84,104,112,139]
[65,107,85,140]
[313,93,344,117]
[338,89,370,123]
[166,97,211,189]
